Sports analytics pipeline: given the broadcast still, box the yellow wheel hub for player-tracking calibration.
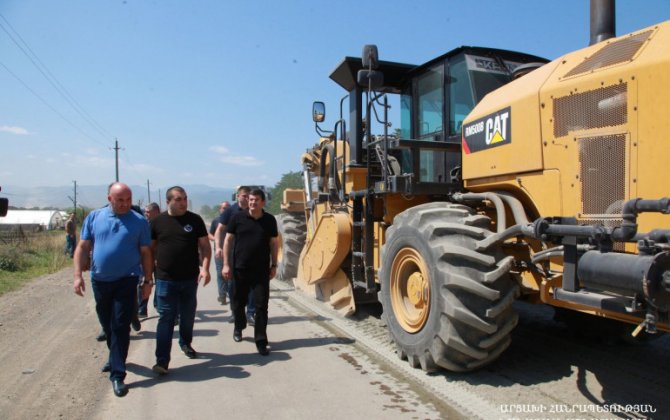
[390,247,430,333]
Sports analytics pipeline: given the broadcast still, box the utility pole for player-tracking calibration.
[147,179,151,204]
[114,138,120,181]
[67,180,77,221]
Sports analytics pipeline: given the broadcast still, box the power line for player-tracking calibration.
[0,60,110,148]
[0,14,114,145]
[0,14,112,144]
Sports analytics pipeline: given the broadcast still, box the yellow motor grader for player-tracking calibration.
[277,1,670,372]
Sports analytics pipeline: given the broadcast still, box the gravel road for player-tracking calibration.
[1,268,668,420]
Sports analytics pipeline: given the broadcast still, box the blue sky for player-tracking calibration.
[1,0,668,192]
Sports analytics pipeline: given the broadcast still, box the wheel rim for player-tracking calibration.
[390,247,430,333]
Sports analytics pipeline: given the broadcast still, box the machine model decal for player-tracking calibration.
[462,107,511,154]
[465,55,524,75]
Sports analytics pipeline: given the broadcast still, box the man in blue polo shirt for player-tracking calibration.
[73,182,153,398]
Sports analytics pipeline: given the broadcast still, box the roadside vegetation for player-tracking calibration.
[265,171,303,215]
[0,230,71,296]
[199,170,304,219]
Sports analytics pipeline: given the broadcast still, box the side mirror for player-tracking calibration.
[313,101,325,123]
[362,45,379,69]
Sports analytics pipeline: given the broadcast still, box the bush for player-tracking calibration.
[0,256,19,272]
[0,231,70,295]
[0,248,22,272]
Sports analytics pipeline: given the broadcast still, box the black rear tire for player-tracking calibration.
[380,202,519,372]
[275,212,306,281]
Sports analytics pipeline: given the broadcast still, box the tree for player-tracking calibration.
[266,171,303,215]
[199,204,219,221]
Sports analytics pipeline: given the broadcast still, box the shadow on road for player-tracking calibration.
[431,301,670,417]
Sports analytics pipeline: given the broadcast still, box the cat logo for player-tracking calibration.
[462,107,512,154]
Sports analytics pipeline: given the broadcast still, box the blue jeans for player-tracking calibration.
[137,282,149,316]
[92,276,138,381]
[155,278,198,366]
[64,235,76,258]
[214,256,230,299]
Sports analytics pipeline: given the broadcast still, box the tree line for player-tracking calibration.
[199,170,303,220]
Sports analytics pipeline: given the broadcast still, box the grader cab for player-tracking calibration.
[276,2,670,372]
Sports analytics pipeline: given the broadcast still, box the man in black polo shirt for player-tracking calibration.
[222,188,278,355]
[151,186,211,374]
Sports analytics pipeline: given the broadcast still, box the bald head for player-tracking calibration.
[108,182,133,215]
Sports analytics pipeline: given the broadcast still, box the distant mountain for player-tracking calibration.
[2,184,235,213]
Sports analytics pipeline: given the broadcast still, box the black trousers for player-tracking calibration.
[231,267,270,344]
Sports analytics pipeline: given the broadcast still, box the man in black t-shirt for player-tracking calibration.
[223,188,278,356]
[214,186,256,324]
[151,186,211,374]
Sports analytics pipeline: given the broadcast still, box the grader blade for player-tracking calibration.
[294,213,355,316]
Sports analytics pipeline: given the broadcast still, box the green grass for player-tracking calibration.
[0,230,71,296]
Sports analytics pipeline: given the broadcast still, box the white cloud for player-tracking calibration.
[209,146,230,154]
[0,125,30,135]
[220,155,264,166]
[210,145,264,167]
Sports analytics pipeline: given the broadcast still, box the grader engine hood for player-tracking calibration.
[462,21,670,233]
[461,59,559,180]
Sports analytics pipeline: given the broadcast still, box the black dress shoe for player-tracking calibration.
[181,344,197,359]
[131,316,141,332]
[256,342,270,356]
[233,330,242,342]
[96,331,107,342]
[152,363,168,375]
[112,379,128,397]
[101,362,111,373]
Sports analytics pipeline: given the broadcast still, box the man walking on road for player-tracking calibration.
[73,182,154,398]
[209,201,231,305]
[151,186,211,375]
[64,213,76,258]
[215,186,256,324]
[223,188,278,355]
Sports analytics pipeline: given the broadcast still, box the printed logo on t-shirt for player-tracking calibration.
[184,224,193,232]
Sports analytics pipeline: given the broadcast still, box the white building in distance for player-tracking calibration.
[0,210,65,231]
